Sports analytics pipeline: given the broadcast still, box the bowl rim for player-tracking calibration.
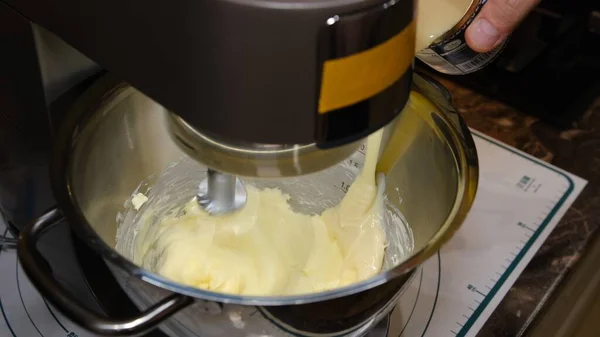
[50,72,479,306]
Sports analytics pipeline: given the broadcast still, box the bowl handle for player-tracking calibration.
[17,207,194,336]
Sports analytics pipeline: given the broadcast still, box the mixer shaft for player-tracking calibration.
[197,169,247,215]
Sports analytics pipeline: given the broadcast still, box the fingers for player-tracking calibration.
[466,0,540,52]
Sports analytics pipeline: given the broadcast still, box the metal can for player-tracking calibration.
[416,0,508,75]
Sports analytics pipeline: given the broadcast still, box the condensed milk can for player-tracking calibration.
[416,0,508,75]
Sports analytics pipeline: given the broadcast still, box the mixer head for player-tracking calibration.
[163,0,417,213]
[11,0,416,179]
[10,0,415,176]
[163,0,416,178]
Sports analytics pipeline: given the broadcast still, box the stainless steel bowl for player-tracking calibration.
[18,72,478,336]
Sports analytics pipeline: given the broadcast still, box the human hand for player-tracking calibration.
[465,0,541,52]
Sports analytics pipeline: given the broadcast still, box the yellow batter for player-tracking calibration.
[136,130,387,296]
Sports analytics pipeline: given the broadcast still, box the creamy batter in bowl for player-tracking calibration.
[119,130,415,297]
[18,72,478,337]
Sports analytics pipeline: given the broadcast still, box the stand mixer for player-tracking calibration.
[2,0,415,214]
[1,0,480,336]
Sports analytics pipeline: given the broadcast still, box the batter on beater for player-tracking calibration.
[135,130,388,296]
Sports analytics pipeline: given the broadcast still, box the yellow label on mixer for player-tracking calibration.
[318,22,415,114]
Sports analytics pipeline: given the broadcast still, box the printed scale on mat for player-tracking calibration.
[389,130,586,337]
[0,130,586,337]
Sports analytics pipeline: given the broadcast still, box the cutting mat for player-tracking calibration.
[387,130,586,337]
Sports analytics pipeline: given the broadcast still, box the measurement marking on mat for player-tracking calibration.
[485,285,492,290]
[506,258,513,263]
[474,299,481,304]
[451,330,458,335]
[468,306,475,311]
[462,314,470,319]
[456,322,464,327]
[517,222,536,232]
[500,265,507,270]
[468,284,487,297]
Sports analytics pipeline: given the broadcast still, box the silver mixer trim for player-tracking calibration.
[167,113,360,178]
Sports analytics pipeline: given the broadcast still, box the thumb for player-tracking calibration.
[465,0,540,53]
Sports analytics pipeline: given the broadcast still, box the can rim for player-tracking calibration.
[432,0,479,46]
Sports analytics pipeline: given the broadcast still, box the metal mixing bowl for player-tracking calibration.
[18,72,478,336]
